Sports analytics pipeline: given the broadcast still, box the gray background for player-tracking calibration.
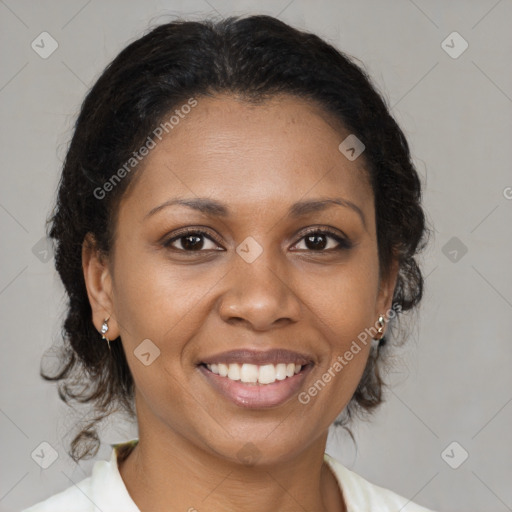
[1,1,511,511]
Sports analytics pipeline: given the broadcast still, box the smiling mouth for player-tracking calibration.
[202,362,307,385]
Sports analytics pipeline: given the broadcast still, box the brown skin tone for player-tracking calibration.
[82,94,399,512]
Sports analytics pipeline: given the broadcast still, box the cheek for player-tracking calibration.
[304,251,380,342]
[297,253,378,409]
[111,244,213,345]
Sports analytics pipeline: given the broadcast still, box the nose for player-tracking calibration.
[217,248,302,331]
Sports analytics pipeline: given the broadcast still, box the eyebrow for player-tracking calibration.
[145,196,366,229]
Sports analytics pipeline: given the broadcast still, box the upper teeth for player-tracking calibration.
[206,363,302,384]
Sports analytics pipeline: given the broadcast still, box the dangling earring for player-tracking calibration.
[375,314,385,340]
[100,317,111,351]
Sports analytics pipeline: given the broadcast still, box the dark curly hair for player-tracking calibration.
[42,14,430,462]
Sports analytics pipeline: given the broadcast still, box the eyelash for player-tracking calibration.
[162,227,352,253]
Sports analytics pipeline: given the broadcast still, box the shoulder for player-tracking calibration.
[324,453,437,512]
[21,440,140,512]
[21,475,94,512]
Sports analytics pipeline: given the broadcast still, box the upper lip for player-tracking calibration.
[200,348,314,366]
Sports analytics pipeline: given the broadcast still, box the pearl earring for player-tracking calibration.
[375,315,385,340]
[100,317,111,351]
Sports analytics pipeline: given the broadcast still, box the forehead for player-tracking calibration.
[118,94,374,225]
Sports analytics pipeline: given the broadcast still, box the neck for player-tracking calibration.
[118,424,345,512]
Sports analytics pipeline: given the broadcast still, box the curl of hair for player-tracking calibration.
[42,14,430,461]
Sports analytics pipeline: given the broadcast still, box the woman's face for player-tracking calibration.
[85,94,398,464]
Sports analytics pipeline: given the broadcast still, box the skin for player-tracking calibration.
[83,93,399,512]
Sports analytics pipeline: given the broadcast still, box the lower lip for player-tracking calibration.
[198,364,312,409]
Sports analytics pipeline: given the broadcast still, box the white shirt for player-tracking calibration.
[22,439,435,512]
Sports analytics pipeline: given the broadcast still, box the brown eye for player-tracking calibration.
[164,230,221,251]
[293,229,352,252]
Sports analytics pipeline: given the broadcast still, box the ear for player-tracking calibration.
[375,257,400,332]
[82,233,119,339]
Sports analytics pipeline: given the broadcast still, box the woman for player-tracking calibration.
[23,14,434,512]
